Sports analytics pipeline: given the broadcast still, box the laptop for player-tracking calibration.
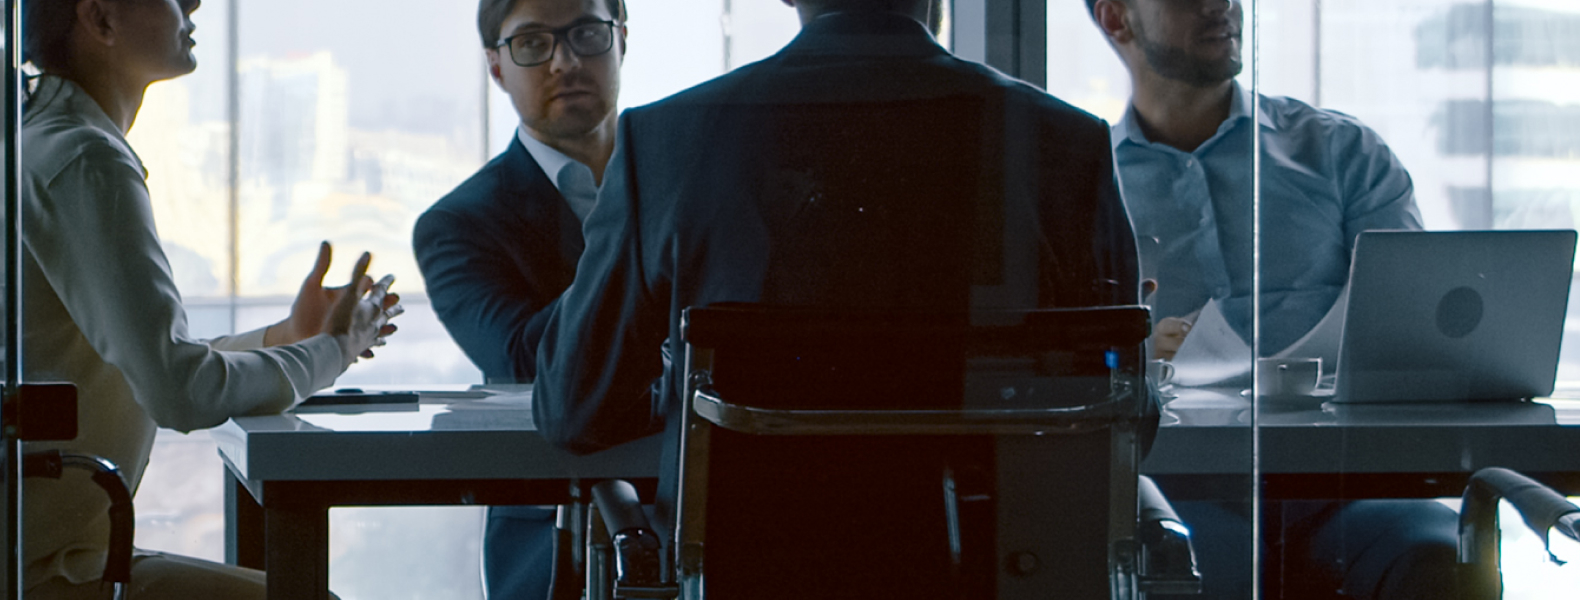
[1332,230,1576,403]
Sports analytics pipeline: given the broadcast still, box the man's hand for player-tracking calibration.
[1152,316,1193,361]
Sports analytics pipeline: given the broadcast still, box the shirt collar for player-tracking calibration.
[28,75,146,175]
[1111,80,1274,151]
[1236,80,1278,130]
[516,125,582,194]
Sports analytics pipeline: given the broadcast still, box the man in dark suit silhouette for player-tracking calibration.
[533,4,1140,594]
[412,0,625,597]
[536,0,1137,455]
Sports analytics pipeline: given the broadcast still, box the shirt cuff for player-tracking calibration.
[206,326,270,352]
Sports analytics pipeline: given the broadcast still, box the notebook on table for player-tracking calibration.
[1331,229,1576,403]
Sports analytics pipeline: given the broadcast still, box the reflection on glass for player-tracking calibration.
[120,3,821,598]
[1259,0,1580,598]
[1052,1,1258,599]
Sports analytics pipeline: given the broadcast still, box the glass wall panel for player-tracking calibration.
[127,1,802,598]
[1049,0,1259,597]
[1258,0,1580,598]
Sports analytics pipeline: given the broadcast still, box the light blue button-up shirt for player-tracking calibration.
[1112,82,1423,353]
[518,125,600,222]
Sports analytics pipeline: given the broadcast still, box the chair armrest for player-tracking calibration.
[684,306,1152,352]
[691,382,1143,436]
[591,480,676,598]
[23,451,133,585]
[1458,468,1580,600]
[1137,475,1202,595]
[1461,468,1580,561]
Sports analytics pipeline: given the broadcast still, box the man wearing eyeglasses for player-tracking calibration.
[412,0,626,598]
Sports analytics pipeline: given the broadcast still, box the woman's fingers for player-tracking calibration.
[302,241,332,290]
[346,252,371,290]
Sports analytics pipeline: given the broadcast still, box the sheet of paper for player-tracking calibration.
[1170,299,1254,387]
[1272,285,1347,374]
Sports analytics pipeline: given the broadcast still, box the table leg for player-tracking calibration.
[224,469,265,569]
[266,503,331,600]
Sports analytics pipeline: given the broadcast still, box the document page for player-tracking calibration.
[1272,285,1347,372]
[1170,299,1253,387]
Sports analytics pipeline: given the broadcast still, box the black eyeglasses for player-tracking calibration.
[496,20,620,68]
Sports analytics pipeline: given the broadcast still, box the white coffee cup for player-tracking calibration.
[1147,359,1176,388]
[1256,357,1322,396]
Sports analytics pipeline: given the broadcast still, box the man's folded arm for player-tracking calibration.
[534,114,667,454]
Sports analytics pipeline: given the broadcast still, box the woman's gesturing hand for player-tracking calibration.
[266,242,403,360]
[325,251,403,368]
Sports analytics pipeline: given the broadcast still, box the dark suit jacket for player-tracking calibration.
[535,11,1139,455]
[414,137,584,383]
[534,16,1140,596]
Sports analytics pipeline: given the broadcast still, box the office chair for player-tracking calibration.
[3,382,134,600]
[572,304,1200,599]
[1457,467,1580,600]
[18,450,134,600]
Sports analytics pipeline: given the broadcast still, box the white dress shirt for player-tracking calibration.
[17,76,344,586]
[517,125,599,222]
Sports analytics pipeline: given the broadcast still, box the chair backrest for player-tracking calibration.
[673,304,1152,599]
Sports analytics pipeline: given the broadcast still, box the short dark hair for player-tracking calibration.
[478,0,629,49]
[23,0,96,72]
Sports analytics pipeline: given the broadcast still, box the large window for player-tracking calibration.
[1260,1,1580,384]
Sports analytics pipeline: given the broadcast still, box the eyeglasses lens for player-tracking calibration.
[510,23,614,66]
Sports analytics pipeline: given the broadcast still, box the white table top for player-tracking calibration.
[214,387,663,483]
[1143,386,1580,475]
[215,385,1580,483]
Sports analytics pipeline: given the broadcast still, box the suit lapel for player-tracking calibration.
[498,137,587,260]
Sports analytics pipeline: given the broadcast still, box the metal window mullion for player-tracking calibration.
[5,0,25,596]
[1312,0,1322,107]
[1250,1,1264,598]
[1484,0,1495,225]
[227,0,241,331]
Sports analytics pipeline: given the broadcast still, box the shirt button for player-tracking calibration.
[1185,158,1196,168]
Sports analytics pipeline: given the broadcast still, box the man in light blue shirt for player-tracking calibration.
[1113,83,1423,354]
[1090,1,1453,599]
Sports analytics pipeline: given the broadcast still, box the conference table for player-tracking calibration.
[215,385,1580,600]
[214,387,663,599]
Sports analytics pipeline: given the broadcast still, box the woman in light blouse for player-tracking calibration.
[17,0,399,597]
